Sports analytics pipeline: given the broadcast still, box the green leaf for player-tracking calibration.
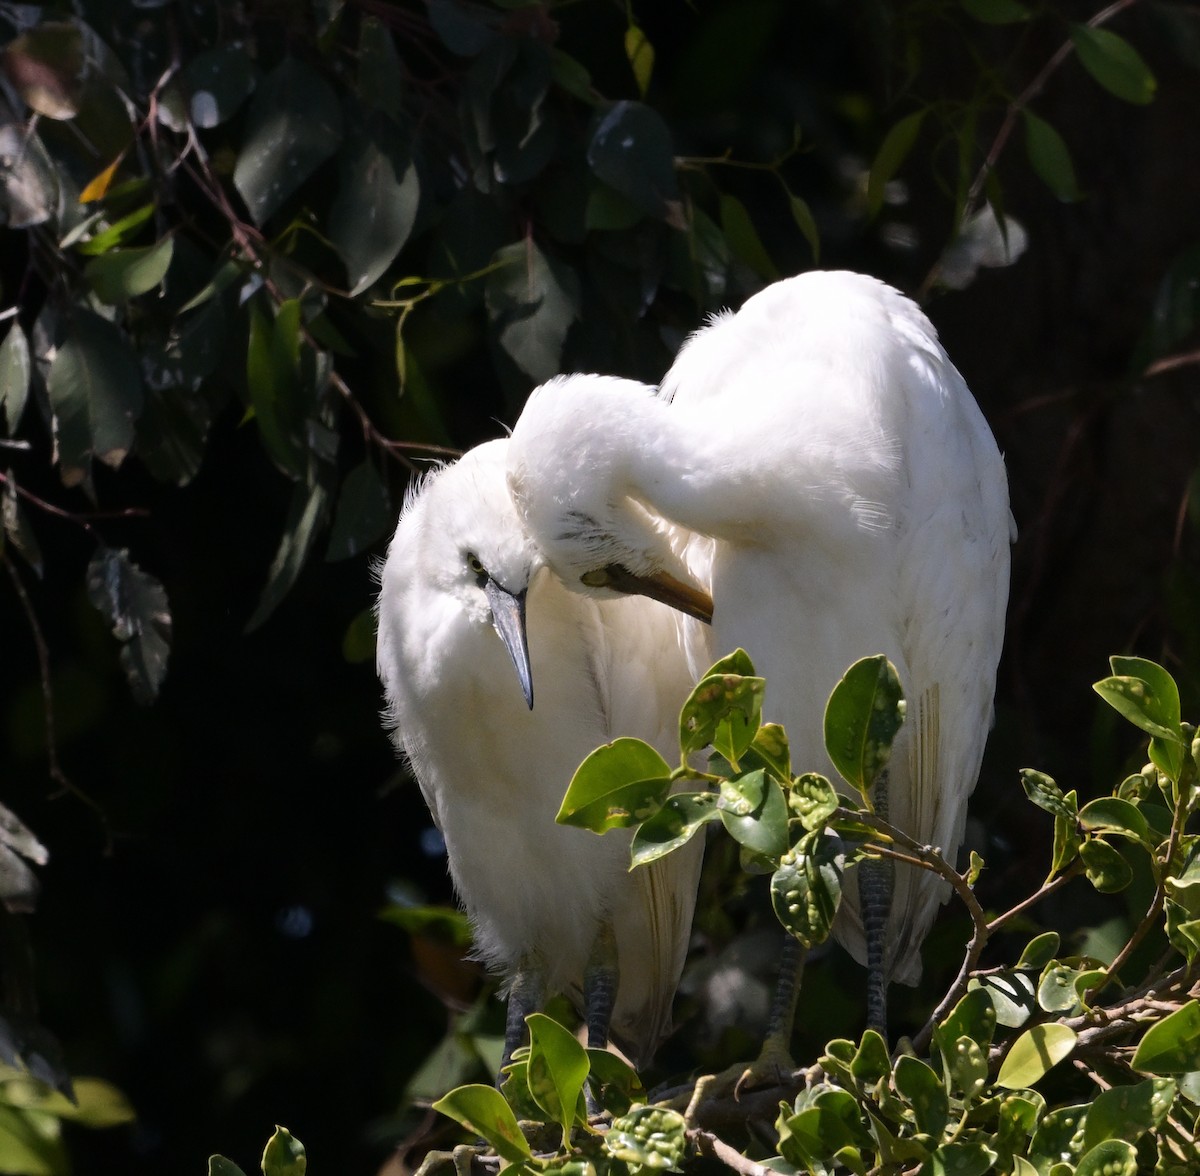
[526,1013,589,1143]
[557,738,674,832]
[679,672,765,760]
[325,461,392,562]
[606,1104,687,1171]
[867,110,926,217]
[624,24,654,98]
[208,1157,247,1176]
[1080,837,1133,893]
[719,193,779,281]
[630,792,720,866]
[1074,1138,1137,1176]
[87,546,172,704]
[1094,658,1182,739]
[330,110,419,296]
[246,300,307,477]
[1016,931,1060,970]
[1019,769,1077,820]
[718,770,789,858]
[770,831,844,947]
[823,655,905,800]
[233,56,343,224]
[0,1103,67,1176]
[47,308,144,488]
[1022,110,1081,202]
[1038,961,1087,1013]
[1051,809,1081,875]
[996,1023,1077,1088]
[961,0,1031,23]
[1082,1077,1175,1151]
[746,723,791,781]
[787,192,820,261]
[894,1055,949,1137]
[245,467,333,632]
[432,1084,534,1164]
[1070,24,1157,105]
[1,22,85,119]
[1077,796,1152,846]
[788,772,838,831]
[922,1142,998,1176]
[972,971,1037,1028]
[586,100,679,219]
[261,1126,306,1176]
[935,988,998,1053]
[72,204,156,256]
[159,45,256,131]
[0,323,30,434]
[485,240,580,383]
[84,237,174,304]
[583,1049,644,1116]
[1132,1000,1200,1073]
[849,1030,891,1083]
[1028,1104,1087,1167]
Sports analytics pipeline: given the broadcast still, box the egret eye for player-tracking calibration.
[580,568,610,588]
[466,553,487,580]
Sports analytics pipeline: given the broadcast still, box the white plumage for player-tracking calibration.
[506,270,1013,1004]
[376,439,703,1067]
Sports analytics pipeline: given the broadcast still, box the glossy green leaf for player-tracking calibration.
[894,1055,949,1137]
[0,1102,67,1176]
[208,1157,247,1176]
[1075,1138,1137,1176]
[160,45,256,131]
[325,461,392,562]
[584,1049,644,1116]
[586,100,679,219]
[938,987,999,1051]
[261,1126,305,1176]
[485,240,580,383]
[1070,24,1157,105]
[526,1013,588,1142]
[1082,1076,1175,1151]
[1080,837,1133,893]
[0,323,30,434]
[849,1030,890,1083]
[1016,930,1060,970]
[1077,796,1152,845]
[433,1083,534,1164]
[867,110,926,217]
[246,299,307,477]
[1038,961,1084,1013]
[606,1104,687,1171]
[330,111,419,296]
[84,237,174,303]
[996,1091,1044,1154]
[778,1087,873,1164]
[1094,658,1182,739]
[1020,769,1077,820]
[746,723,791,781]
[1051,809,1081,875]
[1132,1000,1200,1073]
[1028,1104,1087,1167]
[961,0,1031,23]
[945,1033,988,1102]
[971,971,1037,1028]
[718,770,789,857]
[996,1023,1077,1088]
[823,655,905,800]
[1022,110,1080,202]
[87,546,172,705]
[47,308,144,488]
[679,672,765,760]
[233,56,343,224]
[557,738,673,832]
[71,204,155,256]
[770,831,844,947]
[788,772,839,831]
[630,791,719,866]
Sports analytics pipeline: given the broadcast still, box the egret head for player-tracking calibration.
[507,374,714,625]
[380,440,538,708]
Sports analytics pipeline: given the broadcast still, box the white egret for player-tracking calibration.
[375,439,705,1074]
[506,270,1013,1034]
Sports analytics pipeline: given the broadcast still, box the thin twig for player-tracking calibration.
[690,1129,777,1176]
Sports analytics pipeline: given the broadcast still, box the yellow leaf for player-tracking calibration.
[79,154,125,204]
[624,24,654,98]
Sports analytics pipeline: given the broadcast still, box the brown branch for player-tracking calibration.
[1144,348,1200,379]
[690,1129,778,1176]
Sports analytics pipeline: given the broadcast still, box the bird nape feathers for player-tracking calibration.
[375,439,704,1074]
[507,269,1014,1036]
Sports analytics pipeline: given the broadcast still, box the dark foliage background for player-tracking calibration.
[1,1,1199,1172]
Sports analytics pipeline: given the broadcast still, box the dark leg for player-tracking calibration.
[859,768,894,1038]
[500,964,543,1082]
[582,922,619,1116]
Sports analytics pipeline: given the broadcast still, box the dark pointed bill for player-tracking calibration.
[484,578,534,709]
[600,564,714,625]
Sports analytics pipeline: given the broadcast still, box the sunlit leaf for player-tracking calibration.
[996,1023,1077,1088]
[935,987,997,1052]
[1075,1139,1137,1176]
[971,971,1037,1028]
[86,546,172,705]
[823,655,905,800]
[208,1157,247,1176]
[770,830,844,946]
[556,738,673,832]
[1132,1000,1200,1073]
[630,792,719,866]
[788,772,839,831]
[1070,24,1157,105]
[1080,837,1133,893]
[433,1084,533,1163]
[1016,930,1060,970]
[1077,796,1153,846]
[922,1142,997,1176]
[1081,1076,1175,1151]
[624,24,654,98]
[233,56,343,224]
[718,770,789,857]
[894,1055,949,1137]
[526,1013,589,1142]
[0,124,58,228]
[679,671,765,760]
[606,1104,687,1171]
[1019,769,1077,820]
